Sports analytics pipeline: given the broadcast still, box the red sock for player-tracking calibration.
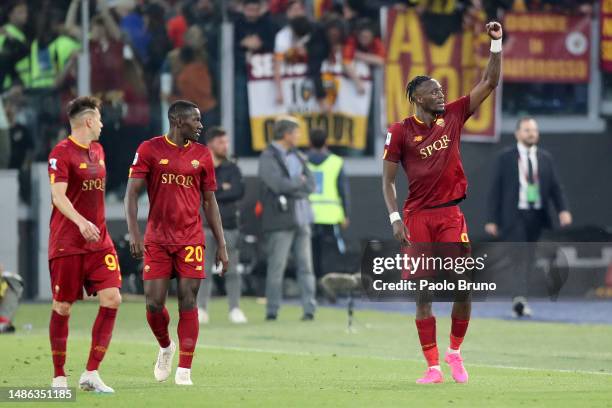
[177,309,199,369]
[450,316,470,350]
[146,307,171,348]
[415,316,438,367]
[49,311,69,377]
[86,307,118,371]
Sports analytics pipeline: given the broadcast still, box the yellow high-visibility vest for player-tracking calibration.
[14,35,80,89]
[308,153,345,225]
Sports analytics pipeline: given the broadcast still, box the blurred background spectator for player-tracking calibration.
[233,0,277,154]
[63,0,150,195]
[0,0,29,92]
[164,25,218,126]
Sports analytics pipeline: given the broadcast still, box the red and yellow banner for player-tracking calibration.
[503,12,591,83]
[384,9,497,141]
[601,0,612,72]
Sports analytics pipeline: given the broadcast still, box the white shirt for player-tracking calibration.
[274,25,310,56]
[517,142,541,210]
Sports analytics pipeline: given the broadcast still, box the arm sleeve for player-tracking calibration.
[48,148,70,184]
[274,28,290,55]
[382,123,404,163]
[445,95,472,124]
[201,151,218,192]
[337,166,351,218]
[300,157,316,195]
[128,142,151,179]
[548,154,569,213]
[307,27,328,99]
[258,151,305,195]
[372,38,386,58]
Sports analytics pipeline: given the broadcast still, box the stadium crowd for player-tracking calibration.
[0,0,598,201]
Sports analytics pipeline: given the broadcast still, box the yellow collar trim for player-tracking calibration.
[164,135,191,148]
[68,136,89,149]
[412,115,425,124]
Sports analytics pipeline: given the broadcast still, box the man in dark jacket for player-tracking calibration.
[485,117,572,317]
[258,116,316,321]
[198,127,247,324]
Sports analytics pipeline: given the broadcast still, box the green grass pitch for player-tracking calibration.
[1,298,611,407]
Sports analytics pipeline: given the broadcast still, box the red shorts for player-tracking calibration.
[143,244,206,280]
[403,206,470,279]
[405,205,469,243]
[49,249,122,303]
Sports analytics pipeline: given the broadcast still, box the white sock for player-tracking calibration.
[430,365,441,371]
[161,343,173,352]
[447,347,460,354]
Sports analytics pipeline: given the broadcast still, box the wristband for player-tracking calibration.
[490,38,502,53]
[389,212,401,224]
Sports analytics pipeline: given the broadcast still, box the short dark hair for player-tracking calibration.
[405,75,432,103]
[273,117,299,140]
[243,0,261,6]
[309,128,327,149]
[516,116,535,130]
[354,18,376,35]
[66,96,102,120]
[168,100,199,124]
[205,126,227,143]
[324,16,346,40]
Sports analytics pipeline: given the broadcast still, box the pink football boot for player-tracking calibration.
[416,367,444,384]
[445,351,469,383]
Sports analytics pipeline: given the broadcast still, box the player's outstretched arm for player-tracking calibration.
[202,191,229,276]
[469,22,503,115]
[124,178,146,259]
[50,182,101,242]
[382,161,410,246]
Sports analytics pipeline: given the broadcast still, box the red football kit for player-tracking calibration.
[383,95,473,245]
[129,135,217,280]
[48,136,121,302]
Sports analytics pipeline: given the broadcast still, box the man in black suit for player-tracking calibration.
[485,117,572,317]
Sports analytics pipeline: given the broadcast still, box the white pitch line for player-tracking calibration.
[111,338,612,377]
[200,343,612,377]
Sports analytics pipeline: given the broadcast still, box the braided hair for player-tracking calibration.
[405,75,432,103]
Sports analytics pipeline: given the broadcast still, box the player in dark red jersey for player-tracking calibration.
[382,22,503,384]
[47,96,122,392]
[125,100,228,386]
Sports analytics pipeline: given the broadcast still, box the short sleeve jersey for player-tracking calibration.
[48,137,114,259]
[383,95,472,214]
[129,135,217,246]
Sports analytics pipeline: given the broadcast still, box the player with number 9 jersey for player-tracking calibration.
[47,96,121,393]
